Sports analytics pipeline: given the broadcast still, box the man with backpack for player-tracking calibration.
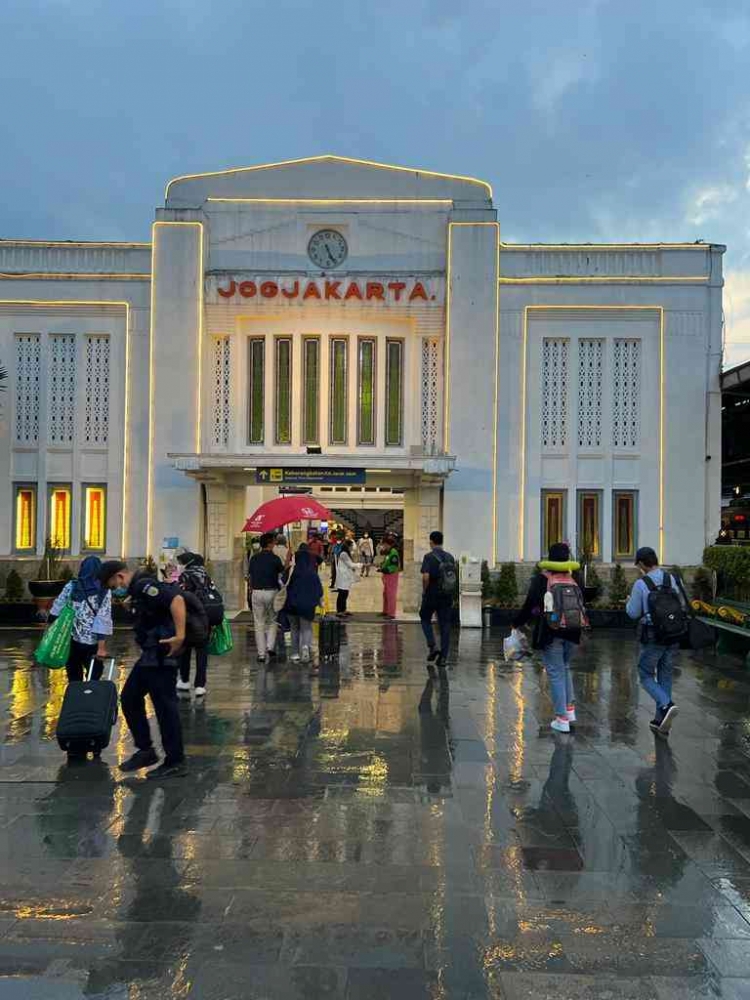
[420,531,457,668]
[512,543,587,733]
[626,546,684,736]
[175,552,224,697]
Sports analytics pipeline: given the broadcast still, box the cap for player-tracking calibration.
[634,546,658,566]
[98,559,127,585]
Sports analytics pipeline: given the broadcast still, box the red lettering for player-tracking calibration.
[388,281,406,301]
[366,282,385,301]
[281,281,299,299]
[239,280,257,298]
[217,280,236,298]
[344,282,363,300]
[409,281,428,301]
[260,281,278,298]
[303,281,321,300]
[324,280,342,300]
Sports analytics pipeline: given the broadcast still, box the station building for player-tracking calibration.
[0,156,724,609]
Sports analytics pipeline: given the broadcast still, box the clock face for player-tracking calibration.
[308,229,348,269]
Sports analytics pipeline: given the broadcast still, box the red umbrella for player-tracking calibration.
[242,495,333,534]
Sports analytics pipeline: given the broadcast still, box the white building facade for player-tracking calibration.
[0,156,724,609]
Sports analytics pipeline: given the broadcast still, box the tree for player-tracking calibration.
[494,563,518,607]
[608,563,629,607]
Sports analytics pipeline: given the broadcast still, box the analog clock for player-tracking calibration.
[308,229,348,269]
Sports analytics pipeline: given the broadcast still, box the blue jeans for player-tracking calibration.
[638,643,674,711]
[542,639,576,717]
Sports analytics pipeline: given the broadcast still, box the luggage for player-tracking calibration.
[56,658,118,756]
[318,614,343,659]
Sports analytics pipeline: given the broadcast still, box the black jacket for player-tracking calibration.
[512,571,582,649]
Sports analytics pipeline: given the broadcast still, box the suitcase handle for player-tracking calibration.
[88,657,117,682]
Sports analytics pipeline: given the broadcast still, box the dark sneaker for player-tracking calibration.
[119,749,159,773]
[658,703,678,735]
[427,648,439,663]
[649,718,661,734]
[435,653,447,668]
[146,759,187,780]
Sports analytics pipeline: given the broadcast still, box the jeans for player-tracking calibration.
[121,651,184,765]
[638,643,674,711]
[542,638,576,717]
[336,589,349,614]
[420,597,452,659]
[179,646,208,688]
[251,590,278,657]
[288,615,313,657]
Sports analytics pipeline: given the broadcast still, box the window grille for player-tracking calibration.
[212,338,231,448]
[541,338,569,449]
[247,339,265,445]
[577,339,604,449]
[421,339,440,455]
[14,334,40,444]
[83,336,110,446]
[275,338,292,445]
[48,335,76,445]
[329,338,349,445]
[385,340,404,447]
[302,339,320,445]
[612,339,641,449]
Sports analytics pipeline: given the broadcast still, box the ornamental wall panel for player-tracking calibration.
[48,334,76,445]
[612,339,641,450]
[83,336,110,446]
[541,338,569,449]
[211,337,232,449]
[577,338,604,449]
[14,334,41,445]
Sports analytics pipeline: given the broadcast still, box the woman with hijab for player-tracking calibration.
[284,544,323,663]
[50,556,113,682]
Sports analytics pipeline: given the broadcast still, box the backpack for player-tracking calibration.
[543,573,588,631]
[642,573,687,645]
[181,591,210,649]
[183,567,224,627]
[434,551,458,598]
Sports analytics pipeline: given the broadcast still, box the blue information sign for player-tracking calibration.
[255,468,366,485]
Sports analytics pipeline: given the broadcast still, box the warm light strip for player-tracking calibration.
[0,298,131,557]
[499,276,707,284]
[518,305,664,562]
[0,272,149,281]
[492,229,500,568]
[206,197,453,205]
[147,221,204,556]
[500,242,710,250]
[0,239,150,248]
[166,153,493,200]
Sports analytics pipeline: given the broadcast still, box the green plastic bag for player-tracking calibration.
[207,617,233,656]
[35,602,75,669]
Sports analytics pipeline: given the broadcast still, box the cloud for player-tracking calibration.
[687,185,739,226]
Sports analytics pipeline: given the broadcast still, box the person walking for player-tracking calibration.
[358,533,375,577]
[273,533,291,569]
[379,533,401,620]
[247,532,285,662]
[49,555,113,683]
[98,560,188,779]
[512,542,585,733]
[335,538,358,617]
[175,552,220,697]
[285,544,323,663]
[626,546,682,736]
[420,531,457,668]
[307,531,325,567]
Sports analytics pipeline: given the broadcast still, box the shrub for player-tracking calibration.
[703,546,750,598]
[494,562,518,607]
[142,555,159,577]
[608,563,629,607]
[5,569,26,601]
[481,560,491,602]
[691,566,713,602]
[58,565,74,582]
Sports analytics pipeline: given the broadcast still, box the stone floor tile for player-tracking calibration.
[495,971,660,1000]
[651,975,750,999]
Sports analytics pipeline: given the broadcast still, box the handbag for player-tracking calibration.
[676,576,715,651]
[35,601,76,668]
[207,616,234,655]
[273,561,294,613]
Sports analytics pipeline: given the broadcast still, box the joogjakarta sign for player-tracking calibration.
[208,276,440,304]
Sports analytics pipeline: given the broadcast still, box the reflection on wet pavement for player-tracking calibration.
[2,624,750,997]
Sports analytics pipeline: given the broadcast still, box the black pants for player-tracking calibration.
[66,639,103,683]
[179,646,208,688]
[336,589,349,614]
[420,598,453,660]
[121,652,185,765]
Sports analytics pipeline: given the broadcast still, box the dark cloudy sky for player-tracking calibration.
[1,0,749,365]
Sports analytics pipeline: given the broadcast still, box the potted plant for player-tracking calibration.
[28,537,67,610]
[578,548,602,605]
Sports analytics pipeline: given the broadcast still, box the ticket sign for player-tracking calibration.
[255,468,366,485]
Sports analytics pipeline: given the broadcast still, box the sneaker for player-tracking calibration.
[146,759,187,780]
[566,706,577,724]
[551,717,571,734]
[194,687,206,697]
[176,679,191,692]
[301,647,310,663]
[658,703,678,735]
[649,718,661,734]
[290,653,301,662]
[119,749,159,773]
[257,654,267,663]
[427,648,440,663]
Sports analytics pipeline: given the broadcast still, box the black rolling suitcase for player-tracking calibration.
[318,615,343,659]
[57,658,118,756]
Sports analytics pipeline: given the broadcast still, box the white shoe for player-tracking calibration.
[290,653,301,662]
[301,647,310,663]
[566,707,577,723]
[551,718,570,733]
[194,687,206,697]
[176,679,191,692]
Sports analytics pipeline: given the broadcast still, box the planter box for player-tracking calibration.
[28,580,66,599]
[482,606,632,630]
[0,602,45,625]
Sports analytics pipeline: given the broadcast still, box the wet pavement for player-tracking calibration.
[2,624,750,998]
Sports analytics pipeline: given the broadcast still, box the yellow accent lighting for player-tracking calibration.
[49,487,71,551]
[498,276,707,285]
[0,239,150,248]
[83,487,106,550]
[206,197,453,205]
[166,154,493,200]
[0,273,148,281]
[15,488,36,550]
